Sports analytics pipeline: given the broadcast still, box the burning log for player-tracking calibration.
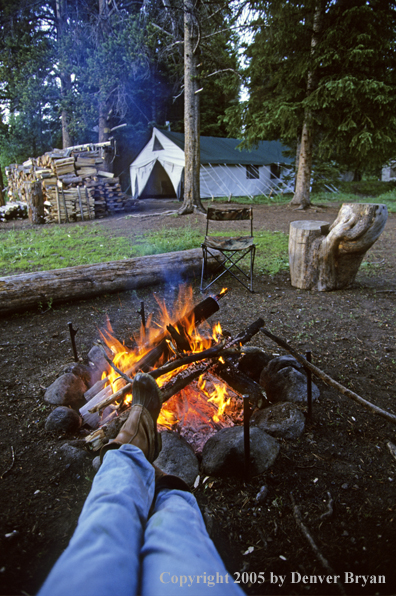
[93,316,265,414]
[160,361,214,403]
[166,324,191,352]
[100,295,221,386]
[211,363,267,407]
[150,341,226,380]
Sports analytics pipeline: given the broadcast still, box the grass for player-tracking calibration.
[0,225,138,275]
[204,181,396,213]
[310,190,396,212]
[133,226,289,276]
[203,194,291,206]
[3,177,393,278]
[0,223,290,278]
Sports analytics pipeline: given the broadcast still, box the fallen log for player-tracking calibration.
[0,249,222,316]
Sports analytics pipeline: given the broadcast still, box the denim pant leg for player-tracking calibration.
[140,489,245,596]
[38,445,155,596]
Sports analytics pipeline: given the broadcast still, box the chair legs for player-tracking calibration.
[200,246,255,293]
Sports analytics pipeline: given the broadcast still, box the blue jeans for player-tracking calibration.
[38,445,245,596]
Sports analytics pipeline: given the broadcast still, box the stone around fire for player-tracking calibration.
[260,355,319,404]
[45,406,82,434]
[54,443,92,472]
[251,402,305,440]
[44,373,87,410]
[63,362,95,388]
[153,431,199,487]
[201,426,279,477]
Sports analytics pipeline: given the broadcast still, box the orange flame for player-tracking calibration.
[98,285,239,438]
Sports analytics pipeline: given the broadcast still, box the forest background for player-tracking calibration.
[1,0,396,209]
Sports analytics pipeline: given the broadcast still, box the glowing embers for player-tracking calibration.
[158,373,243,454]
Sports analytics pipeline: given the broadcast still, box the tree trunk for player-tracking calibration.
[0,166,5,207]
[0,248,222,316]
[291,114,314,209]
[60,75,72,149]
[56,0,72,149]
[97,0,113,172]
[290,0,324,209]
[289,203,388,291]
[25,181,44,224]
[179,0,205,215]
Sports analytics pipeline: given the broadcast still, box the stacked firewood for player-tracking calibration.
[5,145,136,224]
[0,201,28,222]
[86,178,127,218]
[44,187,95,224]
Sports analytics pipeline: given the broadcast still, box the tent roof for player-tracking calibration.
[159,129,293,166]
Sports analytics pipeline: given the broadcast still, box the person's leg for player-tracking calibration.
[38,445,155,596]
[140,488,245,596]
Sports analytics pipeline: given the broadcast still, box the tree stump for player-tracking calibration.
[289,203,388,291]
[25,181,44,224]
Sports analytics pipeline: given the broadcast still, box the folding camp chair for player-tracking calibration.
[200,207,256,293]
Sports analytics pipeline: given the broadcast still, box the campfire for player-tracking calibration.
[81,286,264,454]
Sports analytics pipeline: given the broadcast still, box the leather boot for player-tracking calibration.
[100,373,162,463]
[153,464,191,494]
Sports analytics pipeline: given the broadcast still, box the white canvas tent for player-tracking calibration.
[130,127,294,200]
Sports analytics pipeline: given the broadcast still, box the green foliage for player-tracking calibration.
[0,0,241,174]
[0,1,60,160]
[225,0,396,174]
[336,180,396,197]
[311,189,396,213]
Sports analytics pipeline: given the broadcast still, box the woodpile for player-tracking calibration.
[5,143,137,224]
[0,201,28,222]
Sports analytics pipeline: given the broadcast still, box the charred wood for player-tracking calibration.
[160,362,213,403]
[211,362,267,407]
[228,317,265,347]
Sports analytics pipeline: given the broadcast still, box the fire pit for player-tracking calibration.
[80,286,262,454]
[44,285,316,479]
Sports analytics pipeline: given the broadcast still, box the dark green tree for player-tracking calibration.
[0,0,60,161]
[226,0,396,207]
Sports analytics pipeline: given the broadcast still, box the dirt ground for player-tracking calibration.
[0,200,396,596]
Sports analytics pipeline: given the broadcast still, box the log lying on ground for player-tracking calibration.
[0,249,222,316]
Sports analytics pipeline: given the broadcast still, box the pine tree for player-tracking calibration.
[226,0,396,208]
